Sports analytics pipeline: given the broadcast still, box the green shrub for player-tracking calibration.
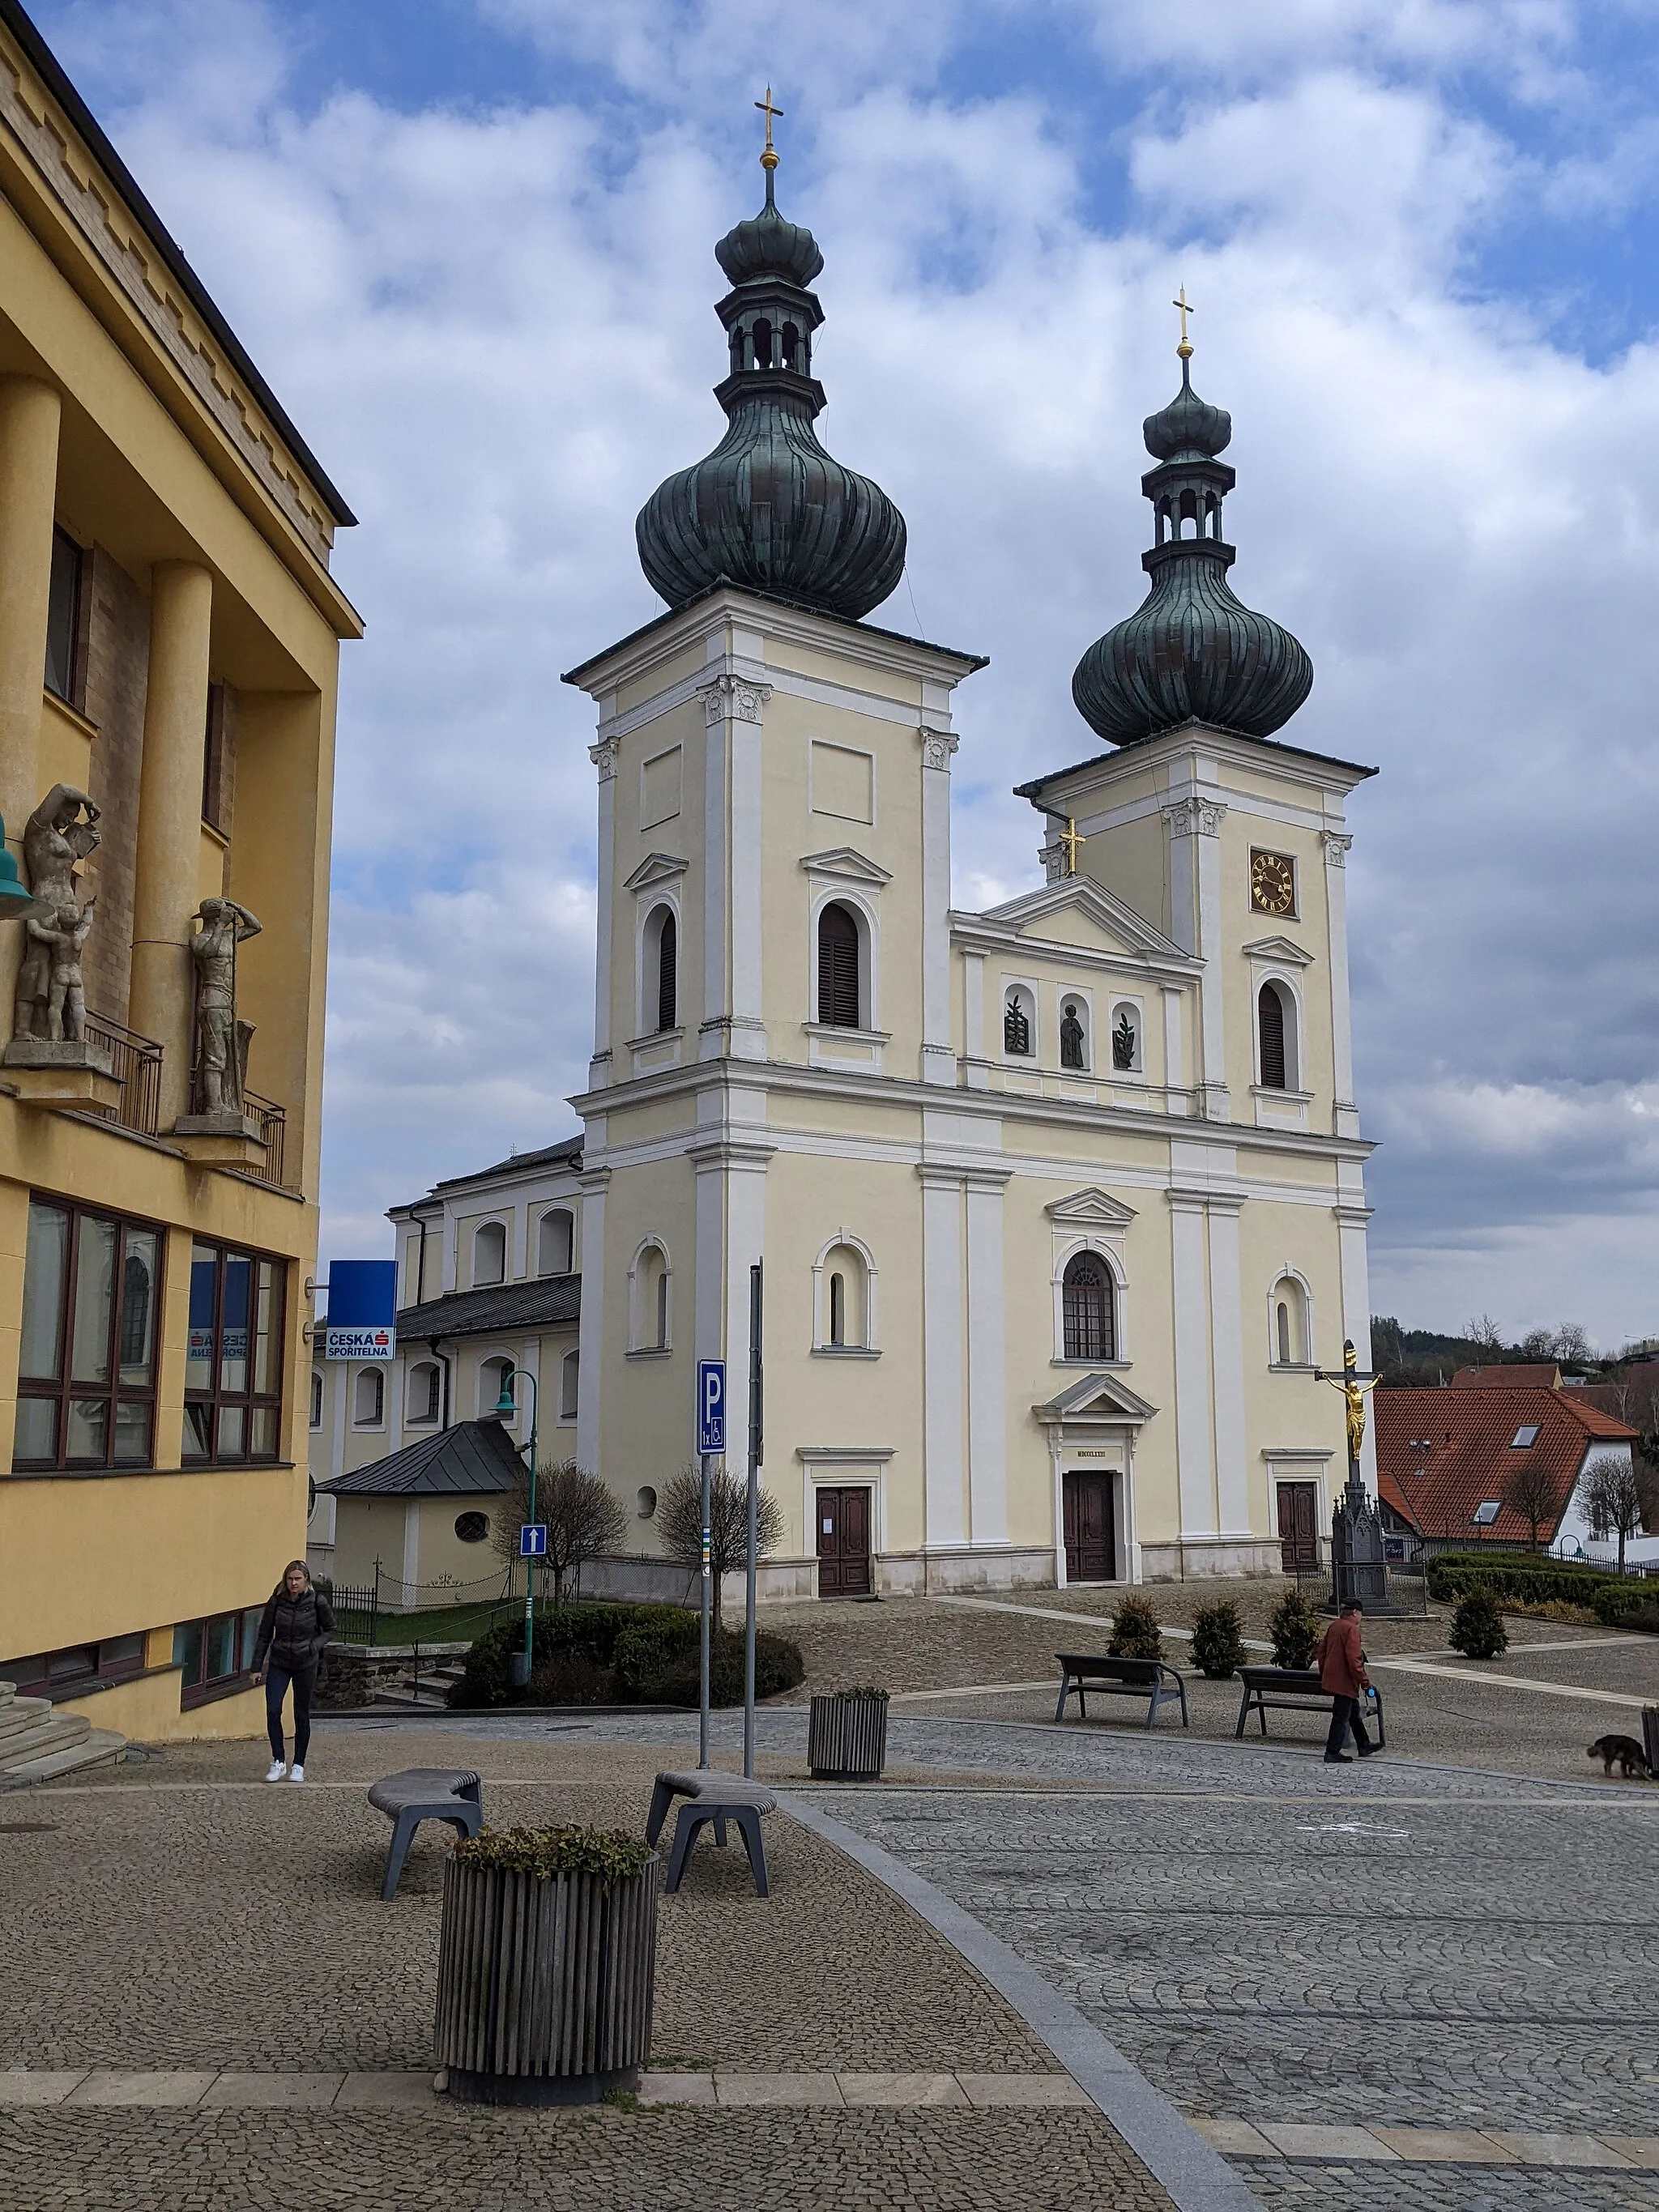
[1449,1589,1508,1660]
[527,1652,616,1705]
[455,1824,650,1883]
[612,1613,700,1694]
[638,1626,805,1707]
[1190,1600,1247,1680]
[1422,1554,1658,1636]
[448,1603,700,1708]
[1107,1595,1162,1660]
[1268,1587,1320,1670]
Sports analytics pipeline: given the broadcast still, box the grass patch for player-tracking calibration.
[330,1597,517,1647]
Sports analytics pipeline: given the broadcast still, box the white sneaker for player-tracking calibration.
[287,1765,305,1784]
[264,1760,286,1783]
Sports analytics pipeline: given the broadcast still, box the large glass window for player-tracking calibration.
[183,1242,286,1463]
[44,526,83,705]
[1062,1252,1116,1362]
[173,1607,261,1706]
[14,1198,162,1469]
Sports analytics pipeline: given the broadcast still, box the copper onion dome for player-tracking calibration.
[635,110,906,622]
[1071,343,1311,746]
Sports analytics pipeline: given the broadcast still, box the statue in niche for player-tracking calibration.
[1060,1001,1086,1071]
[1111,1010,1137,1072]
[11,785,100,1045]
[189,897,262,1116]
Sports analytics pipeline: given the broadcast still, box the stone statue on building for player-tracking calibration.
[188,897,261,1117]
[10,785,100,1046]
[1060,1002,1086,1071]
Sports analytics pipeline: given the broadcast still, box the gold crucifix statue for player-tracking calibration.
[1172,283,1194,361]
[756,86,783,173]
[1058,817,1084,876]
[1319,1338,1380,1469]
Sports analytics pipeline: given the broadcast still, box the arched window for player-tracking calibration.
[1179,488,1198,537]
[1062,1252,1115,1362]
[309,1370,323,1429]
[814,1238,876,1351]
[480,1355,514,1421]
[632,1244,671,1351]
[1270,1275,1309,1366]
[560,1349,580,1421]
[830,1270,845,1345]
[1258,982,1289,1090]
[1277,1298,1292,1366]
[752,317,773,368]
[537,1209,574,1277]
[407,1361,441,1426]
[817,901,861,1028]
[655,910,676,1030]
[473,1221,506,1286]
[1060,998,1089,1072]
[353,1366,384,1426]
[781,320,800,369]
[1004,990,1032,1057]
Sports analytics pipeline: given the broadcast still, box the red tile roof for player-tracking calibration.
[1375,1386,1636,1543]
[1451,1362,1560,1388]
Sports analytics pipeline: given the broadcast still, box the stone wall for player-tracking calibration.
[314,1639,469,1711]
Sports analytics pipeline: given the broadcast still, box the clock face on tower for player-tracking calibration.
[1250,849,1296,917]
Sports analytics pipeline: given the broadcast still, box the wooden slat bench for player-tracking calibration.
[1235,1667,1386,1746]
[367,1767,483,1900]
[1054,1653,1188,1729]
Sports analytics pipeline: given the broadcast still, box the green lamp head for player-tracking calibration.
[0,818,47,923]
[492,1374,518,1420]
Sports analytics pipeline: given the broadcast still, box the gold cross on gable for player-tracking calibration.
[755,86,783,169]
[1173,283,1194,360]
[1059,817,1084,876]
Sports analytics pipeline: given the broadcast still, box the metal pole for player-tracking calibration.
[522,1371,539,1677]
[743,1259,763,1779]
[698,1449,712,1768]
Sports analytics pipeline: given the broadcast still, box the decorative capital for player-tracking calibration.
[1162,796,1227,839]
[1320,830,1353,867]
[588,736,621,782]
[920,727,959,772]
[698,672,772,727]
[1041,837,1067,884]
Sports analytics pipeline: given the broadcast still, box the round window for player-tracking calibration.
[454,1511,489,1544]
[636,1485,658,1520]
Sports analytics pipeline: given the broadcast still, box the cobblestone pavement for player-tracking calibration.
[1235,2162,1659,2212]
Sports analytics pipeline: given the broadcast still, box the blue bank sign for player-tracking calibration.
[319,1259,398,1362]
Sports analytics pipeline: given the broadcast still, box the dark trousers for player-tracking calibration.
[265,1663,316,1766]
[1325,1693,1373,1758]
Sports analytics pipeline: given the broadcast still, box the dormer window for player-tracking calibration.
[1473,1500,1502,1527]
[1511,1425,1540,1449]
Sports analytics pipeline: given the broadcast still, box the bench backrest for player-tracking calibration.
[1058,1652,1162,1685]
[1238,1667,1322,1691]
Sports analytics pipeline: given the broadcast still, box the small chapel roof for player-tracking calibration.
[319,1417,524,1498]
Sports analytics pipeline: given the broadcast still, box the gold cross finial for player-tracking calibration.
[1059,817,1084,876]
[756,86,783,173]
[1173,283,1194,360]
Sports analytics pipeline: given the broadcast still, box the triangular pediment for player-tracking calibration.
[1034,1372,1160,1425]
[1047,1187,1138,1230]
[623,850,689,893]
[975,876,1189,964]
[800,846,893,886]
[1242,934,1315,967]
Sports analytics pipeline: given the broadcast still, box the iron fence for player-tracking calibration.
[1290,1539,1431,1617]
[83,1012,163,1137]
[314,1562,518,1645]
[242,1090,286,1185]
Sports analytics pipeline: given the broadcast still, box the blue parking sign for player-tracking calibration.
[697,1358,726,1455]
[519,1523,548,1558]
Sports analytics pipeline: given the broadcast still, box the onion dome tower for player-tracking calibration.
[1071,301,1311,745]
[635,95,906,622]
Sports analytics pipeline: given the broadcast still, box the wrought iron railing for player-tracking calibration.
[242,1089,287,1185]
[83,1012,163,1137]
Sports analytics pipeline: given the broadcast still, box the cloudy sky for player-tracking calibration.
[30,0,1659,1348]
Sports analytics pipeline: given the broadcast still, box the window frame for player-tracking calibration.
[816,900,863,1029]
[353,1365,386,1429]
[13,1194,167,1473]
[471,1219,508,1287]
[181,1241,287,1467]
[44,525,84,708]
[173,1606,262,1707]
[1061,1251,1117,1362]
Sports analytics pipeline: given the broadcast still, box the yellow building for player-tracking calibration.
[0,2,358,1754]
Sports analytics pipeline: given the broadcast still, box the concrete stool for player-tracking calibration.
[646,1768,776,1899]
[367,1767,483,1900]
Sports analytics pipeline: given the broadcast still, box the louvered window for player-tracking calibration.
[656,911,677,1031]
[1258,983,1287,1090]
[1062,1253,1115,1362]
[817,902,861,1028]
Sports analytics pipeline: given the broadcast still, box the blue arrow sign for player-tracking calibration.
[697,1357,726,1455]
[519,1523,548,1558]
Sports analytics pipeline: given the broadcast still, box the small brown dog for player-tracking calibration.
[1588,1734,1651,1779]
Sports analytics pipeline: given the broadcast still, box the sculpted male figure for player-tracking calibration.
[36,897,96,1042]
[11,785,99,1043]
[189,897,262,1115]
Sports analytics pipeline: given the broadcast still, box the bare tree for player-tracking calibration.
[1502,1455,1560,1554]
[1579,1453,1651,1572]
[492,1457,625,1604]
[1552,1322,1594,1366]
[656,1463,784,1630]
[1517,1326,1557,1361]
[1465,1314,1503,1353]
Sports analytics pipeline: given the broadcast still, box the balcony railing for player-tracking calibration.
[242,1089,287,1187]
[83,1012,163,1138]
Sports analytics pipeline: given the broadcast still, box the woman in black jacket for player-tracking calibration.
[251,1560,335,1783]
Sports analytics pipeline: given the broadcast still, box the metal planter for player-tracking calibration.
[807,1692,888,1780]
[434,1852,658,2105]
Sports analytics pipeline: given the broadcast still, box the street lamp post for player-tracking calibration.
[493,1367,540,1688]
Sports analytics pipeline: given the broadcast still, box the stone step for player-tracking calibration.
[0,1677,16,1709]
[369,1686,450,1711]
[1,1727,126,1784]
[0,1698,71,1754]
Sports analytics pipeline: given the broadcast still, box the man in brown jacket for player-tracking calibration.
[1316,1599,1380,1763]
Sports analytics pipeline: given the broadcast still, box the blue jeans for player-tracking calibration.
[265,1663,315,1766]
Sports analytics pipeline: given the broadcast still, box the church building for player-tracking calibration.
[553,126,1380,1597]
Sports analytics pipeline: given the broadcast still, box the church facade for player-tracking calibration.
[555,135,1380,1597]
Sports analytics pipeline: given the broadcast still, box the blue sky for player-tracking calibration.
[28,0,1659,1347]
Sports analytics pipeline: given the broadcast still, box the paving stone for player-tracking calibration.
[956,2073,1090,2108]
[200,2072,345,2107]
[1482,2129,1637,2167]
[62,2070,214,2107]
[335,2072,440,2108]
[1189,2116,1278,2155]
[1235,2159,1659,2212]
[712,2072,842,2106]
[1258,2123,1401,2160]
[837,2073,969,2106]
[1368,2127,1519,2162]
[0,2073,83,2105]
[1603,2139,1659,2171]
[638,2071,716,2105]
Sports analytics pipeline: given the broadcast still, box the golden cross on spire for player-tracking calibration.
[755,86,783,173]
[1059,817,1084,876]
[1173,283,1194,361]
